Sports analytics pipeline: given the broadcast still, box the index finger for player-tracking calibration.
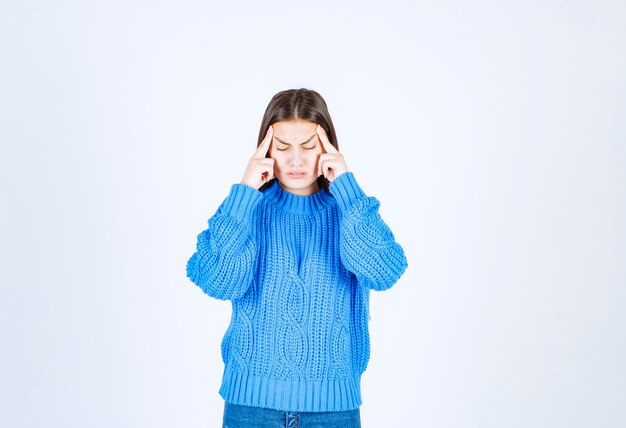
[253,125,273,158]
[316,125,337,153]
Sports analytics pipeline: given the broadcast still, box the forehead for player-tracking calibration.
[272,119,317,142]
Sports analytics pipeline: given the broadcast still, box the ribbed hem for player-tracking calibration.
[219,369,362,412]
[263,180,335,215]
[221,184,263,222]
[329,172,366,213]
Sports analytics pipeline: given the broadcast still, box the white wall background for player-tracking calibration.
[1,1,625,427]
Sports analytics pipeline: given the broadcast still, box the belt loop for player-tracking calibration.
[286,411,299,428]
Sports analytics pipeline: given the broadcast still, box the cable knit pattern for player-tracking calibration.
[187,172,408,412]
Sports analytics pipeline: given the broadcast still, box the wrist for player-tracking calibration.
[329,172,366,212]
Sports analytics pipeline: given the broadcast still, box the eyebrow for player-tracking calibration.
[274,134,317,146]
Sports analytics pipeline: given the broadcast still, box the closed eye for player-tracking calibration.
[275,144,316,151]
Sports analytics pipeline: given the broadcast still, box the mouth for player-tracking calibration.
[287,172,307,179]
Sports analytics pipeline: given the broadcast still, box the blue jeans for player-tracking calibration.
[222,402,361,428]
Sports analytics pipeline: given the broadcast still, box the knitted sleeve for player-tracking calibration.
[330,172,408,291]
[186,184,263,300]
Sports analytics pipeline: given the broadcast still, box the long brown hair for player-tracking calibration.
[257,88,339,192]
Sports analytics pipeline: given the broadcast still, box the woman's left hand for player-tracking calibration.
[316,125,348,182]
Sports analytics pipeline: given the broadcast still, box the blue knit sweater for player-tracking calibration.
[187,172,407,412]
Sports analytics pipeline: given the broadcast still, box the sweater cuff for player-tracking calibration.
[329,172,367,213]
[220,183,263,222]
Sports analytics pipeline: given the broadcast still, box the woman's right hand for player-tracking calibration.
[241,125,275,189]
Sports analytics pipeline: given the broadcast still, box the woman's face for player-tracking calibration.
[269,119,323,196]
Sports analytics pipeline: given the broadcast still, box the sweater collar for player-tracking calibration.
[263,179,335,215]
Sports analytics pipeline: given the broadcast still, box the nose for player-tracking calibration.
[290,148,303,167]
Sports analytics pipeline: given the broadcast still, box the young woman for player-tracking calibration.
[187,89,408,427]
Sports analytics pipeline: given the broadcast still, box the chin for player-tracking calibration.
[280,174,309,184]
[278,175,319,194]
[286,182,315,191]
